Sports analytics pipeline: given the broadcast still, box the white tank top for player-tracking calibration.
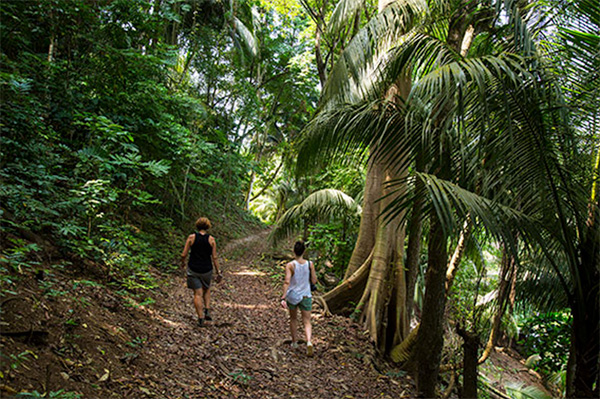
[286,260,312,304]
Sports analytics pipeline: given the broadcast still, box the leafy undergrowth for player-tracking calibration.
[1,231,416,398]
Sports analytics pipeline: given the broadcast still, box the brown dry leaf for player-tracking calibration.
[98,368,110,382]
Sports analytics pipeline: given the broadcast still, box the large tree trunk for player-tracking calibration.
[389,226,410,349]
[321,249,373,313]
[359,201,399,345]
[321,0,413,347]
[343,156,384,279]
[322,157,408,348]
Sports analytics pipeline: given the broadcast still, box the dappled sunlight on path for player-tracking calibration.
[231,269,267,277]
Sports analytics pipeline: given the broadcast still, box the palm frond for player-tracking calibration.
[387,172,572,285]
[297,98,389,174]
[232,16,258,59]
[270,189,361,243]
[504,382,553,399]
[321,0,429,106]
[515,246,571,311]
[500,0,538,56]
[326,0,365,37]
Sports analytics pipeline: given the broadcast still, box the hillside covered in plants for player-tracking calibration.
[1,1,598,398]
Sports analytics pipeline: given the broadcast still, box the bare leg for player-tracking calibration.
[289,308,298,343]
[203,287,211,310]
[193,289,204,319]
[301,310,312,343]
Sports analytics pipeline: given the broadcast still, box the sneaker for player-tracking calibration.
[291,341,298,349]
[204,309,212,321]
[307,342,314,357]
[198,318,204,327]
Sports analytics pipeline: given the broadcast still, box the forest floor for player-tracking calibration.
[0,230,553,399]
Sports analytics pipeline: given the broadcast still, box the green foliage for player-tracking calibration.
[0,238,40,273]
[517,311,571,374]
[270,188,361,244]
[0,239,41,296]
[126,336,147,349]
[1,0,277,297]
[447,240,497,332]
[39,278,68,298]
[229,369,253,385]
[6,350,37,371]
[307,222,356,278]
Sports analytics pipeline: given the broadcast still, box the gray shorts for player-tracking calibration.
[187,269,212,290]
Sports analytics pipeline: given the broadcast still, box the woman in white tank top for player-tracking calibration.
[280,241,317,356]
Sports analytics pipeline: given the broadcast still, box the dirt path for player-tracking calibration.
[134,232,415,398]
[1,231,554,398]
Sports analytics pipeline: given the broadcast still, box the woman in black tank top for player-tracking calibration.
[180,217,222,326]
[188,232,213,273]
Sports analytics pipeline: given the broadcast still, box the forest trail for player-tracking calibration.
[0,230,551,399]
[130,231,415,398]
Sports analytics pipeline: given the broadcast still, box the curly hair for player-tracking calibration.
[195,217,212,230]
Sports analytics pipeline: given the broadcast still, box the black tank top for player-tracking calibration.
[188,233,213,273]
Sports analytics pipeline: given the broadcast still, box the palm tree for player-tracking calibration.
[299,0,429,356]
[300,0,598,396]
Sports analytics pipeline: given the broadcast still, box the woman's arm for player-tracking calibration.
[209,236,220,274]
[180,234,194,268]
[310,261,317,284]
[281,262,294,300]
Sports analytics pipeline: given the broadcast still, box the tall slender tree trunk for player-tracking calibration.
[404,154,426,324]
[479,246,516,363]
[570,150,599,398]
[315,24,327,87]
[404,193,423,323]
[570,233,599,398]
[413,5,474,396]
[445,216,472,292]
[457,326,479,399]
[415,211,448,398]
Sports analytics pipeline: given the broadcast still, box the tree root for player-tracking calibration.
[390,326,419,363]
[321,249,373,312]
[313,295,331,316]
